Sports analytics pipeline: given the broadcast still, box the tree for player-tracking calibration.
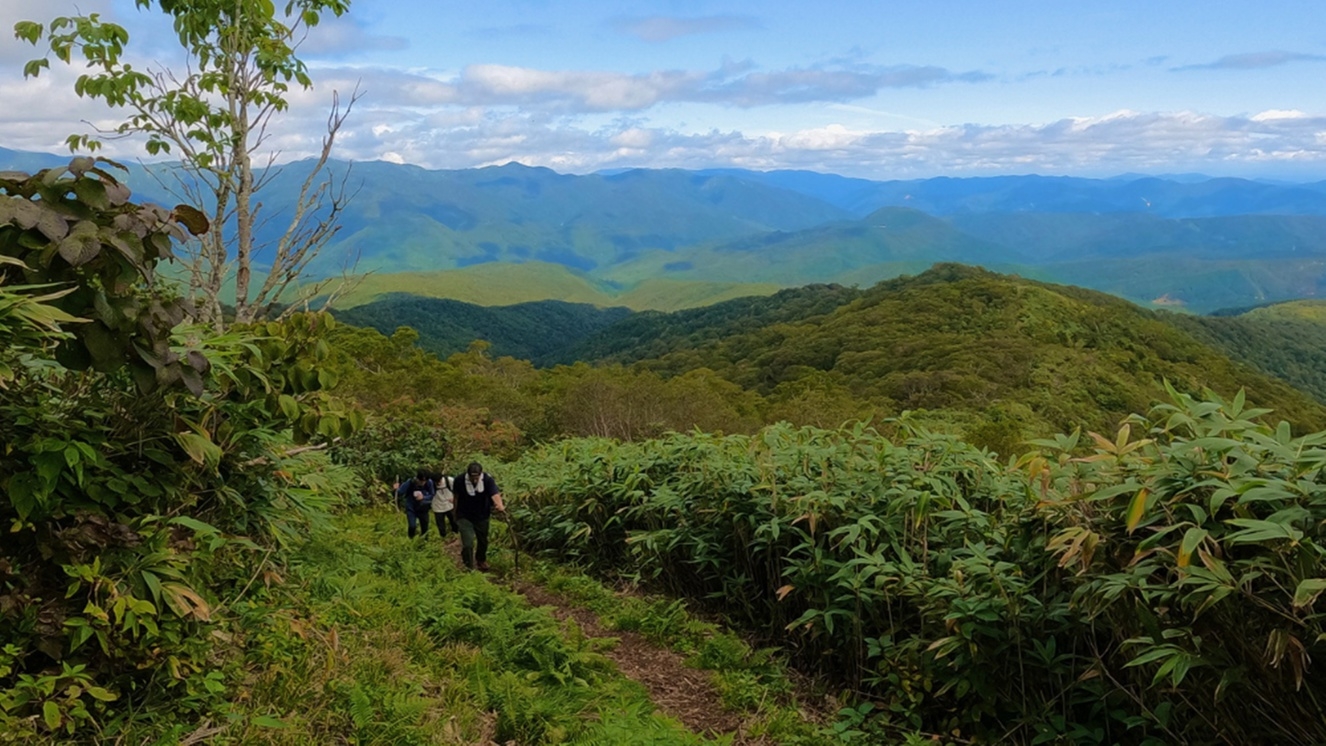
[15,0,361,329]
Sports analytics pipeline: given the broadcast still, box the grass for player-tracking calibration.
[513,559,832,744]
[325,263,781,312]
[219,508,723,745]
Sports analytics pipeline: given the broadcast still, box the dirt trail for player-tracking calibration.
[510,580,770,743]
[435,529,773,743]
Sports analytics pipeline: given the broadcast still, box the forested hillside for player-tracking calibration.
[585,264,1326,444]
[333,295,632,363]
[558,283,865,365]
[1164,310,1326,405]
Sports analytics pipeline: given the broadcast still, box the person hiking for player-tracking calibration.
[430,469,458,539]
[395,469,437,539]
[454,461,505,570]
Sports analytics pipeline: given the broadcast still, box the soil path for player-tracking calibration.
[439,532,773,743]
[510,579,768,742]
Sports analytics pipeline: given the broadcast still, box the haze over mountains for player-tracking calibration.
[6,146,1326,312]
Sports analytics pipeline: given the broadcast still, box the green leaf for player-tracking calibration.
[175,432,222,467]
[1125,488,1149,533]
[278,394,300,421]
[43,701,61,730]
[169,516,221,536]
[85,686,117,702]
[1177,528,1207,568]
[1225,518,1303,545]
[251,715,289,728]
[1293,579,1326,610]
[73,178,109,210]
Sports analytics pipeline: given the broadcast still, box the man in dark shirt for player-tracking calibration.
[454,461,505,570]
[394,469,436,539]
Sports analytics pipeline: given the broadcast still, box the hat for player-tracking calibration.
[467,461,483,476]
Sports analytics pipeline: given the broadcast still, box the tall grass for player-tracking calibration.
[504,391,1326,744]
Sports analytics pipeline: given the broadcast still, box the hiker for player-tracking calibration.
[430,468,458,538]
[395,469,437,539]
[454,461,505,570]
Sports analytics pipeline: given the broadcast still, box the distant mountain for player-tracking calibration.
[602,207,1326,312]
[7,146,1326,314]
[331,262,781,312]
[603,207,1018,285]
[700,168,1326,218]
[0,147,67,174]
[262,161,852,276]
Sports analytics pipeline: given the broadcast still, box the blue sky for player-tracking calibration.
[4,0,1326,179]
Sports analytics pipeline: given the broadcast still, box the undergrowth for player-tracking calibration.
[225,509,720,745]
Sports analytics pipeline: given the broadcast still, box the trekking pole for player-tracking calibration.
[506,508,522,574]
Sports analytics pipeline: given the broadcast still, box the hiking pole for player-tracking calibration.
[505,508,523,575]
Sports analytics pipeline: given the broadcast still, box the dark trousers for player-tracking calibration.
[435,510,458,536]
[406,506,444,538]
[457,517,490,567]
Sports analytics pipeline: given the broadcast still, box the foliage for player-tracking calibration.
[226,510,717,745]
[600,265,1326,442]
[0,160,203,392]
[333,295,633,365]
[1165,308,1326,405]
[0,160,361,740]
[562,283,863,367]
[504,390,1326,743]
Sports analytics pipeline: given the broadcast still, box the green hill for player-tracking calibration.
[584,264,1326,436]
[602,207,1015,285]
[557,283,866,365]
[1240,298,1326,323]
[1161,300,1326,404]
[331,262,781,312]
[332,296,633,363]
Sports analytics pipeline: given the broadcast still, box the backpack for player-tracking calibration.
[432,476,456,513]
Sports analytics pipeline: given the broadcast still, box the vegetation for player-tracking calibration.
[329,262,782,313]
[10,151,1326,742]
[0,159,360,740]
[505,389,1326,744]
[334,296,633,364]
[227,510,724,745]
[16,0,358,327]
[587,265,1326,444]
[1165,310,1326,405]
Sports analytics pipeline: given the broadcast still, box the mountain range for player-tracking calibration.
[5,146,1326,312]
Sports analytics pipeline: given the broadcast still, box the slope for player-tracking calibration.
[594,264,1326,436]
[332,296,633,363]
[330,262,781,312]
[557,283,866,366]
[602,207,1014,285]
[291,162,851,275]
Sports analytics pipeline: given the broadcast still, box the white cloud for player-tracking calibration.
[303,108,1326,179]
[1252,109,1308,122]
[298,59,990,116]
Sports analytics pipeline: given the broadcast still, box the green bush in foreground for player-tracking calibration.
[0,160,362,741]
[506,388,1326,744]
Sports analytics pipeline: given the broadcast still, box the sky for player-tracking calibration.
[3,0,1326,180]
